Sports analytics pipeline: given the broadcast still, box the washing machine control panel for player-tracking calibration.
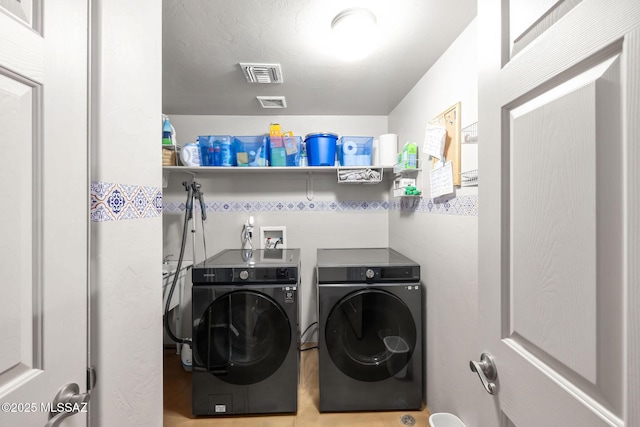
[232,267,298,282]
[192,266,299,284]
[192,267,298,285]
[192,249,301,285]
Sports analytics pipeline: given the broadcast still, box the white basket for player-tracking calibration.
[429,413,467,427]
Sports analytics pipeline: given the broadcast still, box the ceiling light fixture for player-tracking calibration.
[331,8,378,61]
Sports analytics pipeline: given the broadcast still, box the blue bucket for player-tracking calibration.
[305,132,338,166]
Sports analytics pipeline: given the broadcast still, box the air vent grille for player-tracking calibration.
[240,63,283,84]
[256,96,287,109]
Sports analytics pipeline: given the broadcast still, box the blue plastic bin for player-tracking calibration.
[233,136,270,167]
[337,136,373,166]
[305,132,338,166]
[269,135,301,166]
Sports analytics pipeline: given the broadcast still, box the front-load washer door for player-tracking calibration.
[325,288,416,382]
[194,290,291,385]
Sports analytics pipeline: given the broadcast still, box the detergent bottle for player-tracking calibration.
[162,115,175,145]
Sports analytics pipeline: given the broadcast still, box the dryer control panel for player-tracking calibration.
[317,265,420,283]
[316,248,421,284]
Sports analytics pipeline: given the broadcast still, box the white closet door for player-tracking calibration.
[478,0,640,425]
[0,1,89,426]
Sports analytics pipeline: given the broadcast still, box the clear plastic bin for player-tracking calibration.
[337,136,373,166]
[269,135,301,166]
[233,135,269,167]
[198,135,233,166]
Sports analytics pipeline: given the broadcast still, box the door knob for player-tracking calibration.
[45,383,90,427]
[469,352,498,395]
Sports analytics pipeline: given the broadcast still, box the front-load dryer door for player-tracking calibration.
[194,290,291,385]
[325,288,416,382]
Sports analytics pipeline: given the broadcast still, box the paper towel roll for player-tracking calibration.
[378,134,398,166]
[343,154,357,165]
[372,139,380,165]
[342,140,358,155]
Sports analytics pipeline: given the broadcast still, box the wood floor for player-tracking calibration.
[163,347,431,427]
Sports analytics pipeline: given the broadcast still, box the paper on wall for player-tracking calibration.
[423,124,447,159]
[430,161,454,198]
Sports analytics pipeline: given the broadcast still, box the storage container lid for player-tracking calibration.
[304,132,338,140]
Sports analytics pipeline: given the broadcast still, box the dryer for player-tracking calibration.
[191,248,300,416]
[316,247,422,412]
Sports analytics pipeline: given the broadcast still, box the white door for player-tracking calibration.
[478,0,640,426]
[0,1,88,426]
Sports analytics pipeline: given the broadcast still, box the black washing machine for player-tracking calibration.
[316,247,422,412]
[191,248,300,416]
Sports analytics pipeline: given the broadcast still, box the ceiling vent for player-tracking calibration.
[240,63,283,84]
[256,96,287,109]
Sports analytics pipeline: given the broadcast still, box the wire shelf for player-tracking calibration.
[461,169,478,187]
[336,167,384,184]
[462,122,478,144]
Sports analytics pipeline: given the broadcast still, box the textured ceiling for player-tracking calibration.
[162,0,477,116]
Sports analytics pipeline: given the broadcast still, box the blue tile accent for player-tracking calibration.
[91,181,163,222]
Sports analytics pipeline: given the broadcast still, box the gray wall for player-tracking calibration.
[388,19,479,425]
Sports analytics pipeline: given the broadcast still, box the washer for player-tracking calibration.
[191,248,300,416]
[316,247,422,412]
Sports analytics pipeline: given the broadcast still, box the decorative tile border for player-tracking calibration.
[91,181,163,222]
[162,195,478,216]
[162,200,390,213]
[89,183,477,221]
[392,194,478,216]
